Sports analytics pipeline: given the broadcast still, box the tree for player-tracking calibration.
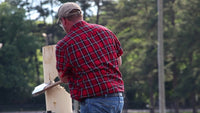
[1,0,200,111]
[164,0,200,113]
[174,1,200,113]
[99,0,159,111]
[0,2,42,105]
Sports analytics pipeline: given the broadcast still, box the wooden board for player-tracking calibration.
[42,45,72,113]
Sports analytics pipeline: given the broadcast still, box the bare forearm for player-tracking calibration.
[58,72,68,83]
[118,56,122,66]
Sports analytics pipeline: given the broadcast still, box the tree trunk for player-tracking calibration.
[123,94,128,113]
[172,57,179,113]
[174,100,179,113]
[149,76,155,113]
[170,0,178,112]
[35,53,40,84]
[95,0,100,24]
[191,93,197,113]
[50,0,54,23]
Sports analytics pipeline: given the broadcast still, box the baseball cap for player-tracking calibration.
[57,2,82,21]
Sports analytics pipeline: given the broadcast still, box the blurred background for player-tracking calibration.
[0,0,200,113]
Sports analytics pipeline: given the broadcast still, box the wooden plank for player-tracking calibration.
[42,45,72,113]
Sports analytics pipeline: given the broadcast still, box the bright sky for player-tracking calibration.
[23,0,62,23]
[0,0,97,23]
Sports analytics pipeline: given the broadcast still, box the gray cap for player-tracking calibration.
[57,2,82,19]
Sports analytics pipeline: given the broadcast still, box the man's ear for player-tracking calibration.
[61,18,69,27]
[61,18,66,25]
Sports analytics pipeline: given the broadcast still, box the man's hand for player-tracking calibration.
[58,72,68,83]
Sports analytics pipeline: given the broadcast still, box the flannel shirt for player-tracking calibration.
[56,21,124,101]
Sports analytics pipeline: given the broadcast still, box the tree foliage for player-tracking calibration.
[0,2,44,105]
[99,0,200,112]
[0,0,200,112]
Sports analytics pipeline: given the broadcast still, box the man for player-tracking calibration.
[56,2,124,113]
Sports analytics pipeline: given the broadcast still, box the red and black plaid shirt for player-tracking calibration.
[56,21,124,101]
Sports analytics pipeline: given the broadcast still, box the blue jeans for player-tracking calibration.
[80,96,124,113]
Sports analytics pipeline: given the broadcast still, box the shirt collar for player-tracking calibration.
[69,20,86,32]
